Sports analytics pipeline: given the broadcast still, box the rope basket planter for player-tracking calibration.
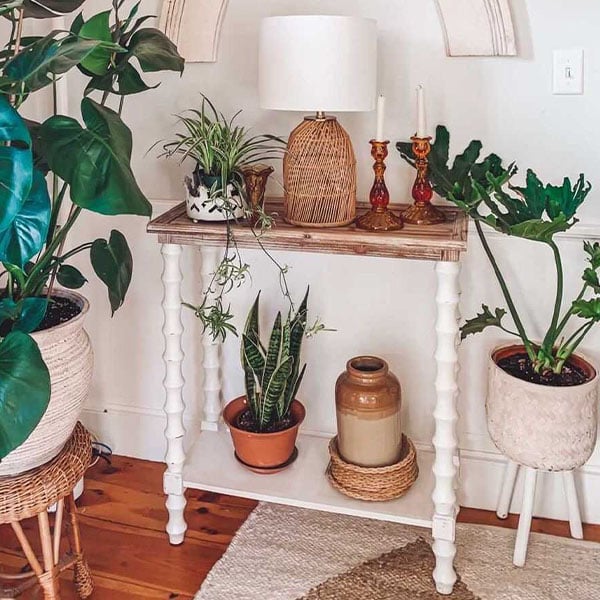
[327,434,419,502]
[283,117,356,228]
[0,290,93,476]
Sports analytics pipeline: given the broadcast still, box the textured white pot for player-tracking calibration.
[0,290,93,476]
[487,344,598,471]
[185,183,244,222]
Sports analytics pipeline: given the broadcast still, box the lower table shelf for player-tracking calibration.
[183,429,434,528]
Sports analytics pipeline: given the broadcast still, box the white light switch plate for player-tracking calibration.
[553,49,584,95]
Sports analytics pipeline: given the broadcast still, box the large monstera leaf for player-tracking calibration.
[0,97,33,233]
[0,331,51,460]
[39,97,152,216]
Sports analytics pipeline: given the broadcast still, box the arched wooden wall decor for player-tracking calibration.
[435,0,517,57]
[160,0,229,63]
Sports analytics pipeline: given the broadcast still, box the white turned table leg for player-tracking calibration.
[200,246,223,431]
[497,460,519,519]
[563,470,583,539]
[432,261,460,595]
[161,244,187,545]
[513,467,537,567]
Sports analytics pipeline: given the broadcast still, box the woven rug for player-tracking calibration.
[195,503,600,600]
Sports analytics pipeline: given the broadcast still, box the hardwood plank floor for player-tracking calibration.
[0,455,598,598]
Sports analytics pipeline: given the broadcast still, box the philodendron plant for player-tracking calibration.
[241,289,308,431]
[397,126,595,377]
[0,0,183,458]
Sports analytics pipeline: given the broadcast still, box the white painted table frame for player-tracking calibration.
[151,201,467,595]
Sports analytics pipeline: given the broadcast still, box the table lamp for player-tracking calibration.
[259,15,377,227]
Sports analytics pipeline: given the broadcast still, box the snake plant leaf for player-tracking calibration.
[243,292,261,349]
[0,169,50,267]
[57,264,87,289]
[460,305,508,340]
[584,241,600,270]
[278,362,306,419]
[1,34,103,94]
[40,98,152,216]
[90,229,132,315]
[260,356,293,429]
[241,334,265,376]
[262,312,283,394]
[572,298,600,322]
[0,331,50,460]
[13,297,47,333]
[22,0,86,19]
[241,335,262,420]
[127,28,184,74]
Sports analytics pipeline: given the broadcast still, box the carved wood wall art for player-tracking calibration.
[435,0,517,57]
[159,0,229,63]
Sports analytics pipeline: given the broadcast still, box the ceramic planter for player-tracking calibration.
[223,395,305,471]
[0,290,93,476]
[185,180,244,223]
[487,344,598,471]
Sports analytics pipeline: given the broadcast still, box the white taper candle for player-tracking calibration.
[416,85,427,137]
[375,94,385,141]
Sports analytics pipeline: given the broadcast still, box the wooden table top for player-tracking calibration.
[147,199,469,262]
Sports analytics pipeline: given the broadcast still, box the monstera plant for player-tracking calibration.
[0,0,183,460]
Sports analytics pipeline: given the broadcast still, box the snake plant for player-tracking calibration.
[241,289,308,431]
[397,126,594,376]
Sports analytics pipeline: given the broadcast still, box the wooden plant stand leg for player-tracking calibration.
[65,495,93,599]
[38,511,60,599]
[161,243,188,545]
[200,246,222,431]
[431,261,460,595]
[513,467,538,567]
[496,460,520,519]
[562,470,583,539]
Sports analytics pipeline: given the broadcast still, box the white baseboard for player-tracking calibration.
[82,404,600,525]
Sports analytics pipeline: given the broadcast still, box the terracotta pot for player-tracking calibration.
[487,344,598,471]
[223,396,305,469]
[0,290,93,476]
[335,356,402,467]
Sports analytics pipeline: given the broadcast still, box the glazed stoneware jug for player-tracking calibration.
[335,356,402,467]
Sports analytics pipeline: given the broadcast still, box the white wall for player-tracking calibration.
[53,0,600,521]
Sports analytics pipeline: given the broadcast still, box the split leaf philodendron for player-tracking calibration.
[397,126,594,376]
[0,0,183,459]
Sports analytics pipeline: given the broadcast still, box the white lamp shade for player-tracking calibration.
[259,15,377,113]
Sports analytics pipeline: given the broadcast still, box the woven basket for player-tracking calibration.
[0,290,93,476]
[284,117,356,228]
[327,434,418,502]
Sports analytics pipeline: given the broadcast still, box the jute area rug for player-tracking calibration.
[195,503,600,600]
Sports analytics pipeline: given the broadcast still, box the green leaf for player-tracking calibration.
[0,331,50,460]
[22,0,86,19]
[241,333,265,376]
[260,356,293,429]
[90,229,133,315]
[460,305,508,340]
[127,28,184,74]
[0,169,51,267]
[0,298,19,324]
[57,264,87,289]
[2,34,101,94]
[508,215,570,243]
[0,97,33,233]
[262,311,283,396]
[583,268,600,294]
[39,98,152,216]
[13,297,47,333]
[584,241,600,270]
[572,298,600,321]
[75,10,113,76]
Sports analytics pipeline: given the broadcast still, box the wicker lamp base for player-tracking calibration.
[327,434,419,502]
[284,116,356,228]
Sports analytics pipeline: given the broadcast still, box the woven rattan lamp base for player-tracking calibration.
[327,434,419,502]
[283,116,356,228]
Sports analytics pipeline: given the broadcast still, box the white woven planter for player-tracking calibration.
[487,344,599,471]
[0,290,93,476]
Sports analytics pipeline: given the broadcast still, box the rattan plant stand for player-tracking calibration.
[0,423,93,600]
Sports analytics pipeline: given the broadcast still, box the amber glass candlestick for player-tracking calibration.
[402,136,446,225]
[356,140,403,231]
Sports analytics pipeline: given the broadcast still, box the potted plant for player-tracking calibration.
[223,289,309,472]
[159,96,285,222]
[0,0,183,474]
[397,127,598,471]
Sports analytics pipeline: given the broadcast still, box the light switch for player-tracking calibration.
[553,49,584,95]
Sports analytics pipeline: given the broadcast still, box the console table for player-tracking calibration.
[147,199,468,595]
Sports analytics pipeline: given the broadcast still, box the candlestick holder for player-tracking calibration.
[356,140,403,231]
[402,136,446,225]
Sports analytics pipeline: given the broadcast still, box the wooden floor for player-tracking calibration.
[1,455,599,599]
